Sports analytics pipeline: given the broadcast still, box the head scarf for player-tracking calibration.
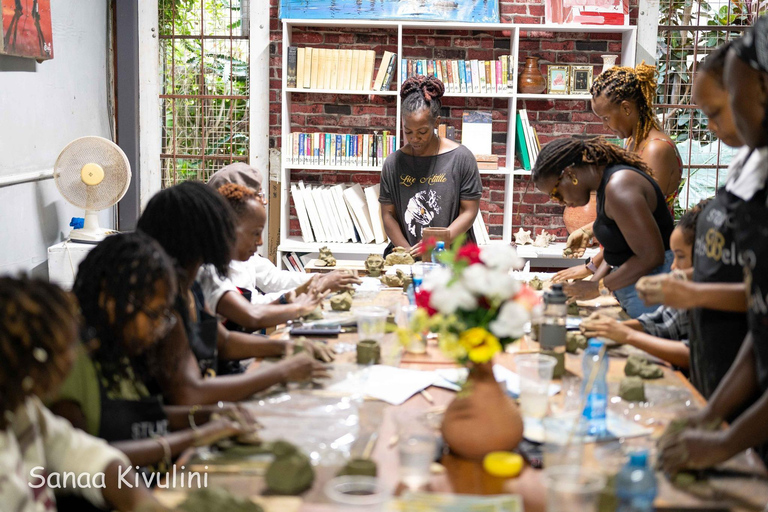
[732,15,768,74]
[207,162,263,193]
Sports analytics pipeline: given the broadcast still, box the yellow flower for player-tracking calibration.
[438,331,467,361]
[459,327,502,363]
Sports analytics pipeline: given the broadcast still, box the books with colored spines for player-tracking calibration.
[287,46,298,88]
[514,112,531,171]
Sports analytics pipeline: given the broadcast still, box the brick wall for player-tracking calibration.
[269,0,638,242]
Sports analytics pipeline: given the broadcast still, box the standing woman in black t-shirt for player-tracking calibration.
[532,137,674,318]
[379,76,483,257]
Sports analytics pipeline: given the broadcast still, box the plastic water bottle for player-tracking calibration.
[581,338,608,437]
[431,241,446,265]
[615,450,657,512]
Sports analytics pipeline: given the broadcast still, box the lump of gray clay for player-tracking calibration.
[619,377,645,402]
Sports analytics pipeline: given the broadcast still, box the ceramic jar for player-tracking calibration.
[518,57,546,94]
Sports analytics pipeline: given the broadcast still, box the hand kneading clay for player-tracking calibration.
[566,332,588,354]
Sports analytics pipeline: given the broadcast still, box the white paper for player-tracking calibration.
[434,365,561,397]
[327,365,437,405]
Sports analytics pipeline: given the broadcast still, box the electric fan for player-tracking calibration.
[53,136,131,242]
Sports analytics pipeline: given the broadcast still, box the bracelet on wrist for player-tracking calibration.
[151,434,172,470]
[188,404,202,431]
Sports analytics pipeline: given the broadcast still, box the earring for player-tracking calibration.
[33,347,48,363]
[571,176,579,185]
[625,111,630,117]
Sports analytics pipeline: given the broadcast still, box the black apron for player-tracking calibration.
[689,188,749,399]
[185,282,220,377]
[97,381,168,443]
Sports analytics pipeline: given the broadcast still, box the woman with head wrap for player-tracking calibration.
[659,18,768,474]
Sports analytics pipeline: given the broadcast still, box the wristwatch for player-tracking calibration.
[598,278,610,297]
[585,257,598,274]
[278,293,290,305]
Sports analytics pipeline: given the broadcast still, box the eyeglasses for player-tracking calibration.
[129,297,177,334]
[548,168,568,204]
[257,190,268,205]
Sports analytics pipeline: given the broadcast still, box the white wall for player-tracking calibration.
[0,0,113,278]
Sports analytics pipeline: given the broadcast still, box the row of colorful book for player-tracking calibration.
[287,131,397,167]
[515,109,540,171]
[286,47,397,91]
[290,181,388,244]
[400,56,514,94]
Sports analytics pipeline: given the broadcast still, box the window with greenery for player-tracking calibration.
[656,0,764,216]
[159,0,249,187]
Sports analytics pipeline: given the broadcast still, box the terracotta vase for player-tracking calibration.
[518,57,546,94]
[563,191,597,234]
[441,360,524,460]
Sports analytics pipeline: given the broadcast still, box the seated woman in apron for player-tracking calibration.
[555,62,683,282]
[49,232,250,472]
[380,75,483,258]
[136,182,330,406]
[532,137,674,318]
[1,276,158,512]
[659,22,768,475]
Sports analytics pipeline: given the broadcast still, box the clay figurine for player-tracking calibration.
[514,227,533,245]
[265,440,315,495]
[365,254,385,277]
[528,276,544,291]
[179,487,264,512]
[380,269,406,288]
[385,246,415,266]
[563,247,574,257]
[337,458,378,477]
[567,302,579,316]
[316,246,337,267]
[624,354,663,379]
[619,376,646,402]
[566,332,588,354]
[330,291,353,311]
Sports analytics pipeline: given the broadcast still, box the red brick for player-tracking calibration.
[519,100,555,110]
[540,40,574,51]
[521,192,550,204]
[537,111,571,122]
[555,101,587,111]
[528,4,545,16]
[352,105,387,116]
[519,40,541,51]
[489,213,505,224]
[572,112,599,123]
[292,104,324,114]
[552,123,585,135]
[291,32,324,44]
[290,114,305,126]
[454,37,481,48]
[514,16,541,23]
[535,204,566,215]
[306,115,339,127]
[608,42,623,52]
[466,48,496,60]
[587,124,614,135]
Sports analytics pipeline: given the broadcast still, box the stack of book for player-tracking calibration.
[287,131,396,167]
[286,47,397,91]
[473,212,492,245]
[290,181,388,244]
[281,251,307,273]
[514,109,540,171]
[400,56,513,94]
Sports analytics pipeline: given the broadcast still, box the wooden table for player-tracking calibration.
[161,289,768,512]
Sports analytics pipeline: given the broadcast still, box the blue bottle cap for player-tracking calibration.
[436,241,445,249]
[587,338,604,349]
[628,450,649,467]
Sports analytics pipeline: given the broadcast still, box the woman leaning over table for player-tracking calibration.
[379,75,483,258]
[554,62,683,282]
[532,137,674,318]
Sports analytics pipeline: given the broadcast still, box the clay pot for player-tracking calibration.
[563,191,597,234]
[441,361,524,460]
[518,57,546,94]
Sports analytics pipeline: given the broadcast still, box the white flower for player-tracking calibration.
[421,266,452,292]
[485,272,521,302]
[489,301,529,339]
[460,264,520,301]
[430,281,478,315]
[480,244,524,272]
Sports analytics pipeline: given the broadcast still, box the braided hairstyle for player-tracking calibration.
[698,41,733,87]
[137,181,237,278]
[591,62,660,147]
[0,276,80,428]
[676,198,711,245]
[532,137,653,184]
[73,232,177,391]
[217,183,258,217]
[401,75,445,120]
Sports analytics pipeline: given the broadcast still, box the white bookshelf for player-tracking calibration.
[279,19,636,269]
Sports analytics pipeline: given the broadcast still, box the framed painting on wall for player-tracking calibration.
[280,0,500,23]
[547,65,569,94]
[0,0,53,60]
[570,65,593,94]
[545,0,629,26]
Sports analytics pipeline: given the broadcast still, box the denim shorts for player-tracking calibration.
[611,250,674,319]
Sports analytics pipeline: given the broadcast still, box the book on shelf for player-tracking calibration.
[288,252,305,273]
[310,48,321,89]
[461,111,493,157]
[372,50,393,91]
[473,212,491,245]
[362,50,375,92]
[302,48,312,89]
[298,181,326,242]
[476,154,499,171]
[519,109,538,166]
[296,47,305,89]
[400,57,512,94]
[514,112,531,171]
[290,183,314,243]
[287,46,298,88]
[380,52,397,91]
[289,131,392,168]
[343,184,376,243]
[470,60,480,94]
[364,184,388,244]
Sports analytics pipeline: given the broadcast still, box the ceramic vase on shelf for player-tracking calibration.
[563,191,597,234]
[518,57,546,94]
[601,55,618,73]
[440,360,524,460]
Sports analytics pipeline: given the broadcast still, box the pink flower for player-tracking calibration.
[512,284,541,311]
[456,244,482,265]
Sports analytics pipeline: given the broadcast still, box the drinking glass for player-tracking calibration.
[356,306,389,344]
[395,411,437,491]
[544,465,606,512]
[514,353,557,419]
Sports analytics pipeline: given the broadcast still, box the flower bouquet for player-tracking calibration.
[402,240,538,459]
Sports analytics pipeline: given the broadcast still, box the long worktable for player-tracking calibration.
[158,288,768,511]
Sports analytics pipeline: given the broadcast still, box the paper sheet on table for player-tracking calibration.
[523,411,653,444]
[432,364,561,397]
[326,365,436,405]
[387,492,523,511]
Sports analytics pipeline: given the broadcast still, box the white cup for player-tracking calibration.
[514,353,557,419]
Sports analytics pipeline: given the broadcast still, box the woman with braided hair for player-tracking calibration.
[533,136,674,318]
[0,276,160,511]
[379,75,482,257]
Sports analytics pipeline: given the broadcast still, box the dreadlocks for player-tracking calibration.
[532,137,654,184]
[0,276,79,429]
[591,62,660,148]
[217,183,259,217]
[401,75,445,120]
[137,181,237,278]
[73,232,177,391]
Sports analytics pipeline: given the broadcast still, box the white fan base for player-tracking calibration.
[69,210,116,243]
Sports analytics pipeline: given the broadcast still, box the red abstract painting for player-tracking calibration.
[1,0,53,60]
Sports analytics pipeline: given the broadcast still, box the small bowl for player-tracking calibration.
[324,475,391,508]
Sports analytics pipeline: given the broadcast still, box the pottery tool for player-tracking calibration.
[420,389,435,404]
